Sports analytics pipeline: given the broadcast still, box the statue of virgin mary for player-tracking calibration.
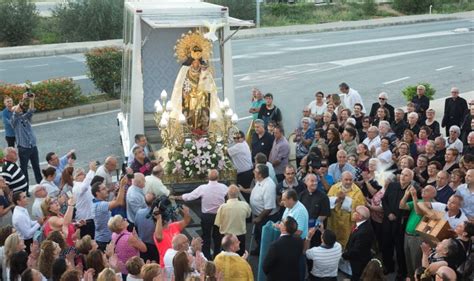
[168,31,222,134]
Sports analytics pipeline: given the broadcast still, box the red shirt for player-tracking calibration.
[153,222,181,267]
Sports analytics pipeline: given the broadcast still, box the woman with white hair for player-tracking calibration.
[294,117,315,167]
[445,125,463,154]
[424,108,440,140]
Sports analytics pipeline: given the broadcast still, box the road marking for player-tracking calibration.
[17,75,89,86]
[238,115,253,122]
[383,76,410,85]
[24,64,49,68]
[436,65,454,71]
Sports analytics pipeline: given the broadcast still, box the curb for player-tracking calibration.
[0,11,472,60]
[0,99,120,129]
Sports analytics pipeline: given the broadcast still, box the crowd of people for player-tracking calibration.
[0,83,471,281]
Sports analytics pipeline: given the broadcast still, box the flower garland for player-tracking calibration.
[166,138,229,178]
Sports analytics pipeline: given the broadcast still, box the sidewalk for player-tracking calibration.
[0,11,472,60]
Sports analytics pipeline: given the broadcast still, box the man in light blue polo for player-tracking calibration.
[328,150,356,182]
[126,173,147,225]
[281,189,309,239]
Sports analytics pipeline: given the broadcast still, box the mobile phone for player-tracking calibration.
[66,191,73,198]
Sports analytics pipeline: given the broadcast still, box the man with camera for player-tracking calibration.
[11,90,42,187]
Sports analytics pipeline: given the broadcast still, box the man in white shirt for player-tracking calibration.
[228,131,254,189]
[30,184,47,220]
[72,162,96,238]
[96,156,117,191]
[305,228,342,280]
[249,164,279,255]
[12,191,42,253]
[163,234,206,279]
[362,126,381,155]
[339,82,366,114]
[144,165,170,197]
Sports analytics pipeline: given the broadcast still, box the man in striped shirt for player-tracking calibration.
[0,147,28,194]
[305,228,342,281]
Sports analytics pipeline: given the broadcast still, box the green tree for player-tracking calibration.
[85,47,123,98]
[394,0,434,14]
[53,0,124,42]
[0,0,39,46]
[402,83,436,102]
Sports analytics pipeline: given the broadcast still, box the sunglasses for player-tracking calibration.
[379,98,386,100]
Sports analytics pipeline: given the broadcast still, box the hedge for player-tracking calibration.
[0,79,82,112]
[0,0,39,46]
[85,47,123,98]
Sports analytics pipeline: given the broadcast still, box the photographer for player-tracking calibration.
[153,199,191,267]
[10,90,42,187]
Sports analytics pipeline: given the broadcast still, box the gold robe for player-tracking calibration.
[214,252,254,281]
[326,182,366,248]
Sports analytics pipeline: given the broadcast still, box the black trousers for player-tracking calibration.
[79,219,95,239]
[253,211,280,249]
[24,238,33,255]
[201,213,222,260]
[237,234,246,256]
[18,145,42,185]
[237,169,254,189]
[5,136,15,147]
[381,219,407,277]
[309,276,337,281]
[141,242,159,263]
[97,241,110,252]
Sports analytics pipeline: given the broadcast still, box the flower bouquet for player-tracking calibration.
[165,138,231,179]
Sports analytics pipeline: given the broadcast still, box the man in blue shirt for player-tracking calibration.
[2,96,16,147]
[10,93,42,187]
[46,150,75,186]
[281,189,309,239]
[328,150,356,182]
[135,192,159,262]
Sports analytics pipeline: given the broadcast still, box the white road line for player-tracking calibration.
[24,64,49,68]
[436,65,454,71]
[0,69,5,71]
[238,115,253,122]
[383,76,410,85]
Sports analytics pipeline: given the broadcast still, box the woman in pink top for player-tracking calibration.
[416,126,432,154]
[108,215,147,275]
[41,196,77,247]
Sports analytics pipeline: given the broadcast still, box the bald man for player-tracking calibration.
[326,171,365,248]
[173,169,228,259]
[435,266,457,281]
[342,206,374,281]
[215,185,251,256]
[126,173,147,225]
[96,156,117,190]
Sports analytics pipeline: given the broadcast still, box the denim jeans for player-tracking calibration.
[18,146,42,186]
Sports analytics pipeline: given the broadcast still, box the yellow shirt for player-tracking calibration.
[214,198,251,236]
[214,252,254,281]
[327,183,366,248]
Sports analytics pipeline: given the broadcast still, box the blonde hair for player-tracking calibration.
[4,233,21,267]
[40,196,57,217]
[108,215,125,234]
[39,240,59,279]
[97,268,117,281]
[141,264,162,281]
[75,235,93,254]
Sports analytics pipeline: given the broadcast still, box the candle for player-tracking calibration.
[231,113,238,124]
[210,111,218,121]
[160,89,167,100]
[166,101,173,112]
[154,100,163,113]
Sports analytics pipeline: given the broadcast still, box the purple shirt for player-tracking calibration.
[182,181,228,214]
[268,136,290,175]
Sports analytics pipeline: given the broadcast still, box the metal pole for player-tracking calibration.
[256,0,260,28]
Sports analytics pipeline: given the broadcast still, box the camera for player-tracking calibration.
[95,160,100,166]
[25,87,34,98]
[70,152,77,160]
[308,152,322,170]
[147,195,183,223]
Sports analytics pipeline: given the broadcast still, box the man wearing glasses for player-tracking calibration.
[369,92,395,123]
[228,131,254,190]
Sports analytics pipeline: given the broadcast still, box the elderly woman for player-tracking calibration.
[41,196,77,247]
[294,117,315,167]
[426,161,442,187]
[446,125,463,154]
[449,168,465,192]
[359,158,383,199]
[375,137,393,166]
[108,215,147,276]
[424,108,440,140]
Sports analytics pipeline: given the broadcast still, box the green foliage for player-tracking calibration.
[206,0,256,21]
[362,0,377,16]
[85,47,123,98]
[53,0,123,42]
[0,79,82,112]
[0,0,39,46]
[393,0,434,14]
[432,0,474,13]
[401,83,436,102]
[34,17,61,44]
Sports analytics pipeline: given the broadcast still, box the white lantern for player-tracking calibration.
[154,100,163,113]
[160,89,167,100]
[225,108,233,117]
[231,113,238,124]
[159,117,167,128]
[223,98,230,109]
[178,113,186,124]
[210,111,218,121]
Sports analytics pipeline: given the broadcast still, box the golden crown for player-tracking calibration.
[174,30,213,63]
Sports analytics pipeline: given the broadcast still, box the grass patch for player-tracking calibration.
[261,3,400,27]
